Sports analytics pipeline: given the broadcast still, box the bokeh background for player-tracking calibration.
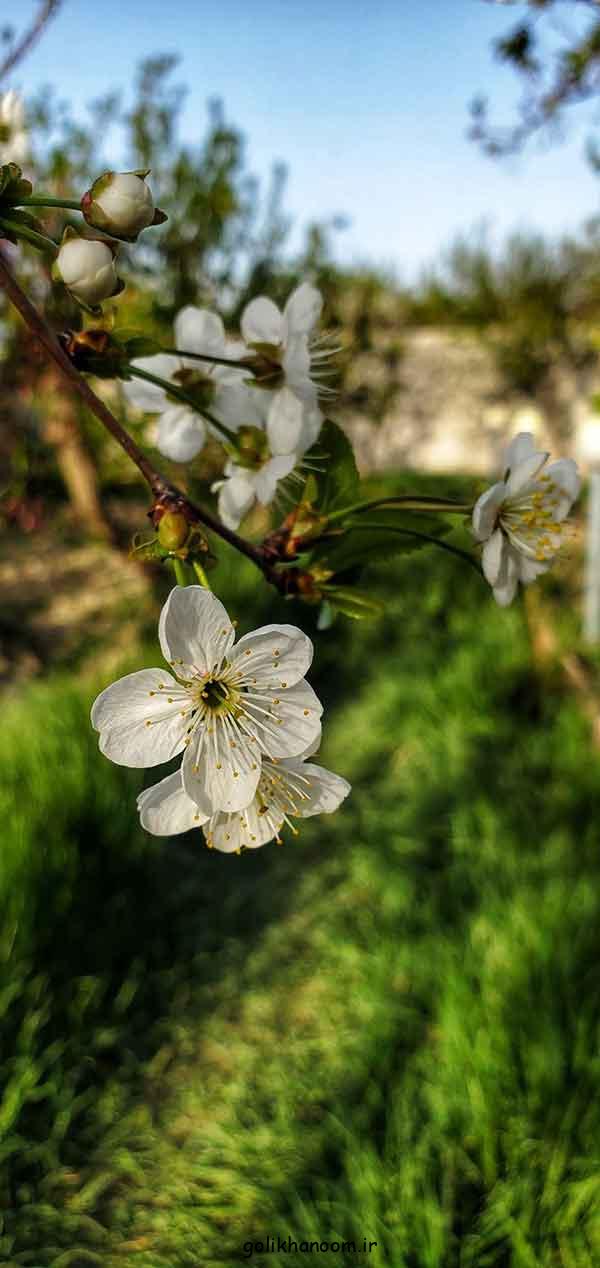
[2,3,600,1265]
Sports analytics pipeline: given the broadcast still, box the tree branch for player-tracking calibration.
[0,249,271,579]
[0,1,62,83]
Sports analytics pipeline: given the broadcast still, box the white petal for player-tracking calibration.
[503,432,537,474]
[137,770,207,836]
[91,669,189,768]
[122,354,182,412]
[472,482,505,541]
[218,474,256,529]
[545,459,581,519]
[519,555,550,585]
[232,623,315,688]
[204,794,281,852]
[181,718,261,816]
[482,528,506,586]
[282,283,322,337]
[241,296,283,346]
[266,388,306,455]
[283,760,351,817]
[156,406,206,462]
[505,450,549,498]
[492,546,519,607]
[212,383,269,431]
[174,306,226,359]
[158,586,235,679]
[244,679,323,761]
[253,454,295,504]
[282,334,316,403]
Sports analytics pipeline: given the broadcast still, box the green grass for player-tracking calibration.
[1,516,600,1267]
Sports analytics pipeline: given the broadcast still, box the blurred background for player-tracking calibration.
[2,2,600,1265]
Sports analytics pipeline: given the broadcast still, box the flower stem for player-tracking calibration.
[124,364,239,445]
[11,195,82,212]
[0,216,59,256]
[192,560,211,588]
[172,557,190,586]
[0,251,272,582]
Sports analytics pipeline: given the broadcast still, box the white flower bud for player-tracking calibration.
[55,236,121,308]
[81,170,166,242]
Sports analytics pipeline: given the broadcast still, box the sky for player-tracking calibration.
[6,0,600,280]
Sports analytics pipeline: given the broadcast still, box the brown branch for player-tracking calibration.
[0,250,274,582]
[0,1,62,82]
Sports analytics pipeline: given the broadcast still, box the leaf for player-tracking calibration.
[306,512,452,573]
[304,419,359,514]
[324,587,385,620]
[113,330,162,359]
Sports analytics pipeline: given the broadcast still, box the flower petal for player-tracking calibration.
[155,406,206,462]
[158,586,235,679]
[518,555,550,585]
[91,668,189,768]
[503,432,537,475]
[241,296,283,346]
[282,334,317,404]
[472,482,505,541]
[266,387,306,455]
[181,718,261,816]
[283,283,322,337]
[218,474,256,529]
[283,760,351,817]
[253,454,296,505]
[232,623,315,688]
[204,795,282,853]
[482,528,506,586]
[174,306,225,359]
[212,383,268,431]
[493,546,519,607]
[122,354,182,412]
[505,450,549,498]
[137,770,207,835]
[243,679,323,761]
[545,458,581,520]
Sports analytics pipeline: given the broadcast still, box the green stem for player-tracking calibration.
[327,495,473,524]
[0,216,59,256]
[12,195,82,211]
[192,560,211,588]
[345,519,483,578]
[166,347,252,372]
[172,558,190,586]
[125,364,239,445]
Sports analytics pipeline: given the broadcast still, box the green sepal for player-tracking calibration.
[113,330,162,360]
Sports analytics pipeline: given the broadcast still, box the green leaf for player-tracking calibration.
[304,419,359,513]
[307,512,452,573]
[324,587,385,620]
[113,331,162,359]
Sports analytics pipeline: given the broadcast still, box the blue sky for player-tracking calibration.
[8,0,600,278]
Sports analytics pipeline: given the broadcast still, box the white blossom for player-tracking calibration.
[137,743,350,851]
[55,237,120,308]
[241,282,334,406]
[123,306,264,462]
[82,171,156,240]
[91,586,323,818]
[472,432,580,606]
[214,387,322,529]
[0,91,28,166]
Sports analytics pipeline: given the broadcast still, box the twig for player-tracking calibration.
[0,1,62,82]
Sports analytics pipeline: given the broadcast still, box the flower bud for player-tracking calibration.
[81,170,167,242]
[157,511,190,552]
[55,232,122,309]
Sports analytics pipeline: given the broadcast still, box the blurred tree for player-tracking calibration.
[472,0,600,156]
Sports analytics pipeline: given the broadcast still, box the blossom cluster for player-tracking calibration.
[91,586,350,851]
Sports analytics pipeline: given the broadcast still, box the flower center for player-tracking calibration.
[244,342,285,390]
[172,367,216,411]
[501,476,566,561]
[230,425,271,470]
[195,676,238,714]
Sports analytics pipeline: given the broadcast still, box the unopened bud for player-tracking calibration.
[157,511,190,552]
[81,170,167,242]
[55,231,122,309]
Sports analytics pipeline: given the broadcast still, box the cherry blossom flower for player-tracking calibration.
[91,586,323,817]
[241,282,335,406]
[82,170,166,242]
[137,743,350,851]
[472,431,580,606]
[124,306,264,462]
[55,236,121,308]
[214,387,322,529]
[0,92,28,166]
